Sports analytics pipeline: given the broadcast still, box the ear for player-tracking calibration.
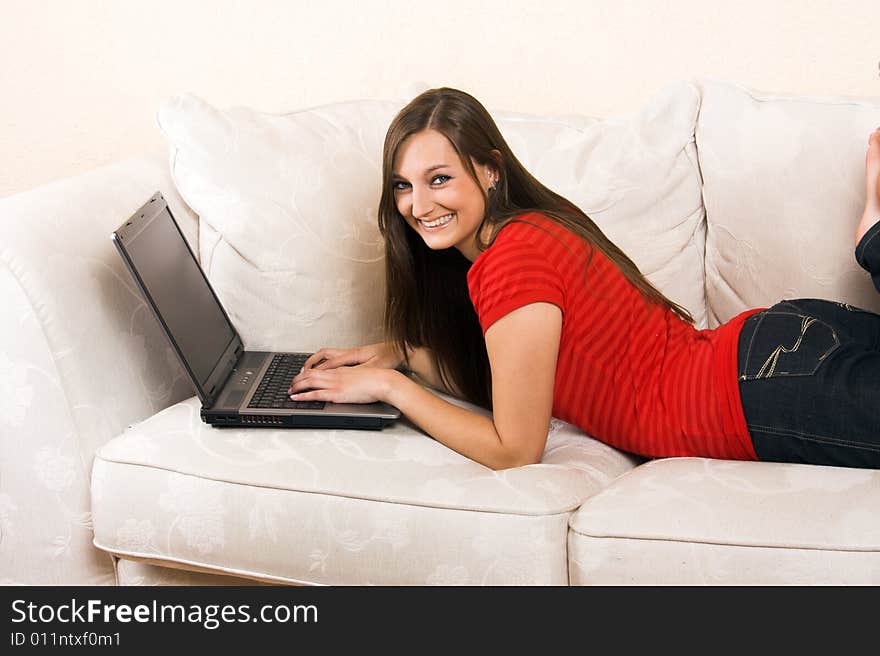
[489,148,502,170]
[487,149,503,179]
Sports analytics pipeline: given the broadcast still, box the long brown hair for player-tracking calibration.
[377,87,694,409]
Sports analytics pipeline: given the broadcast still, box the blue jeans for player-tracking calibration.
[736,222,880,468]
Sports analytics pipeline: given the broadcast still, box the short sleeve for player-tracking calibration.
[467,232,565,334]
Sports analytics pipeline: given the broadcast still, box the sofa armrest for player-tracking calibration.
[0,151,197,584]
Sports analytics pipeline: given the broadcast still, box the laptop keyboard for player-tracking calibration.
[247,353,326,410]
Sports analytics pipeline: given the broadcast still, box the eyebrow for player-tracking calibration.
[391,164,450,181]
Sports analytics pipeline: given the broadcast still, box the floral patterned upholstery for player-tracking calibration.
[4,79,880,585]
[92,396,637,585]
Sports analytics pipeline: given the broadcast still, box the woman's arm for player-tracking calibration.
[289,302,562,470]
[386,302,562,469]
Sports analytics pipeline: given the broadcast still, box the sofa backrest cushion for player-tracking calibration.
[158,97,398,352]
[697,80,880,327]
[157,82,707,352]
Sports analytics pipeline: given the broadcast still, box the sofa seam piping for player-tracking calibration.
[691,79,713,327]
[92,539,323,587]
[568,531,879,554]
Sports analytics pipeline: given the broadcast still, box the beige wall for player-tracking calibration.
[2,0,878,198]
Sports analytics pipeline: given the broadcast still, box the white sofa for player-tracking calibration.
[2,80,879,586]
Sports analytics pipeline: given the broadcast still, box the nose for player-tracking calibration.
[411,185,433,219]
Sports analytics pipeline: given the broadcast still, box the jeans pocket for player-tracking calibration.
[738,311,840,380]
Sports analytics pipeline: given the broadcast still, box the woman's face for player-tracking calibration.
[391,129,496,261]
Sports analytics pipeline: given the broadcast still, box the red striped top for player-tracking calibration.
[467,212,761,460]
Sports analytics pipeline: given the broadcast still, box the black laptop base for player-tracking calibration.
[202,410,390,430]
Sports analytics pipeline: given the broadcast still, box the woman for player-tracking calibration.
[288,86,880,470]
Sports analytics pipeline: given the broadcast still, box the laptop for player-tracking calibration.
[112,191,401,430]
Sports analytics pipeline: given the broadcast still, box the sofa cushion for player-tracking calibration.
[91,392,639,585]
[568,457,880,584]
[697,80,880,327]
[158,97,399,353]
[156,80,709,358]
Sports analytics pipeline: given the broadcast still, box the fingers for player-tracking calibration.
[314,355,358,370]
[288,373,312,396]
[302,349,334,370]
[286,365,378,405]
[288,374,339,402]
[303,347,362,371]
[288,368,335,396]
[287,389,326,402]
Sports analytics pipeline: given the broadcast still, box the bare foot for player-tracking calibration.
[855,127,880,246]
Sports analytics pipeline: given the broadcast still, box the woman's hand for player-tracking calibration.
[301,342,404,372]
[288,342,405,404]
[287,366,396,405]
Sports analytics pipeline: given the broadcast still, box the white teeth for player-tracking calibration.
[422,213,454,228]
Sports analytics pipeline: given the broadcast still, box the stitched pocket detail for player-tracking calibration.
[836,301,872,314]
[739,311,840,380]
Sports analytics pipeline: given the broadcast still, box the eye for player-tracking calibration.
[392,181,410,191]
[431,175,451,185]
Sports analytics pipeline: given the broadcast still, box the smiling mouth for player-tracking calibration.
[419,213,455,229]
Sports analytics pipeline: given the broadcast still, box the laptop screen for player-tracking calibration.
[116,203,237,392]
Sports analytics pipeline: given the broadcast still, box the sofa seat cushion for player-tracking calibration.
[568,457,880,584]
[91,394,638,585]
